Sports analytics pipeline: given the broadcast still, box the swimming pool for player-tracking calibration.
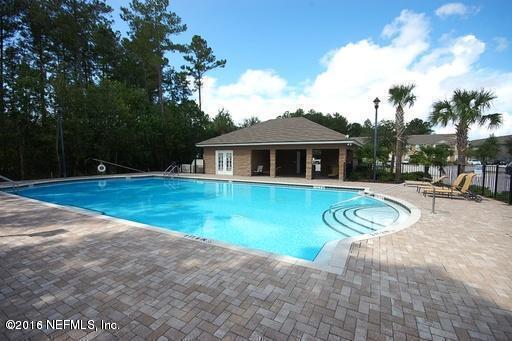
[5,177,409,261]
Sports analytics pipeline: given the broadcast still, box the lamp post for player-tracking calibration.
[373,97,380,181]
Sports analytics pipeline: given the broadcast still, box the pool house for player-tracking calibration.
[197,117,361,180]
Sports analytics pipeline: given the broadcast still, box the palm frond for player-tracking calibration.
[473,89,497,111]
[479,112,503,129]
[430,100,454,127]
[388,83,416,107]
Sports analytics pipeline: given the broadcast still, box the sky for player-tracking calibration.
[108,0,512,139]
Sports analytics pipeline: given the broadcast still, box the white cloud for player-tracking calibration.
[435,3,470,18]
[200,9,512,140]
[494,37,509,52]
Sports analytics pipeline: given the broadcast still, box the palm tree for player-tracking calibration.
[430,89,502,173]
[388,84,416,182]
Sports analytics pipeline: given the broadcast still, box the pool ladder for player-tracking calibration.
[163,163,179,178]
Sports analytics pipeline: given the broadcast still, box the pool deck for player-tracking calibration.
[1,175,512,340]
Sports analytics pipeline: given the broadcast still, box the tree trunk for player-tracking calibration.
[455,122,468,174]
[17,124,24,180]
[37,41,46,119]
[198,82,202,112]
[0,18,4,115]
[395,106,405,182]
[157,64,164,114]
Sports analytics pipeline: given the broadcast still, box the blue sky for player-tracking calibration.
[107,1,512,138]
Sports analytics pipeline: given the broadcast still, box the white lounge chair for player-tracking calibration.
[253,165,264,175]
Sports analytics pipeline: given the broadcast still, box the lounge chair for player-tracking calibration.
[404,175,447,188]
[422,173,477,199]
[416,173,467,193]
[253,165,264,175]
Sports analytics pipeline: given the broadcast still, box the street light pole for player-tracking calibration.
[373,97,380,181]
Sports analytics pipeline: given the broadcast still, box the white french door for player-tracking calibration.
[215,150,233,175]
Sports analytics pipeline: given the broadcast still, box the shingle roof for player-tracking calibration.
[470,135,512,161]
[406,134,456,146]
[197,117,351,146]
[470,134,512,146]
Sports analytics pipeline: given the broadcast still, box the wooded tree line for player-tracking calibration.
[1,0,230,180]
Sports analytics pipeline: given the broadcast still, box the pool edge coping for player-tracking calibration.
[1,173,421,275]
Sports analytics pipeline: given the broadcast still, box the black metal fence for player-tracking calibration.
[179,159,205,174]
[401,163,511,204]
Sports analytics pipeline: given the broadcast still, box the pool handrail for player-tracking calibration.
[0,174,19,192]
[92,158,146,173]
[163,163,179,177]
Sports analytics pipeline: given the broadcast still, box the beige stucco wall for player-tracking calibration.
[202,144,350,179]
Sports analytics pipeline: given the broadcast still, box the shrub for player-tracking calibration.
[469,185,511,203]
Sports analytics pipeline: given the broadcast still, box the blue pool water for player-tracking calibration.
[6,177,408,261]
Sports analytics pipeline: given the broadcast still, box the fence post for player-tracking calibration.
[481,164,486,195]
[194,159,197,174]
[509,174,512,205]
[431,185,436,214]
[493,165,499,198]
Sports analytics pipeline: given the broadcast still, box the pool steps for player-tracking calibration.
[322,201,400,237]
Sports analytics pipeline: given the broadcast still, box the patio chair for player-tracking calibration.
[253,165,264,175]
[422,173,478,200]
[404,175,447,188]
[416,173,467,193]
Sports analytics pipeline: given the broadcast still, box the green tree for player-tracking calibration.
[405,118,433,135]
[506,137,512,157]
[409,144,453,175]
[471,135,500,163]
[388,83,416,181]
[279,108,305,118]
[278,109,349,134]
[164,67,191,103]
[182,35,226,111]
[121,0,186,113]
[356,119,396,167]
[358,143,389,165]
[0,0,22,115]
[210,109,236,136]
[347,122,363,137]
[240,116,260,128]
[430,89,502,172]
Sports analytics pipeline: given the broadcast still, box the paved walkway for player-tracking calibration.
[1,177,511,340]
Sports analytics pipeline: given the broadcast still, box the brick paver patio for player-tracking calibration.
[1,177,511,340]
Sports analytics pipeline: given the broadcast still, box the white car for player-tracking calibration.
[467,160,482,165]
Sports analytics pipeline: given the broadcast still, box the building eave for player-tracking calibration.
[196,140,362,148]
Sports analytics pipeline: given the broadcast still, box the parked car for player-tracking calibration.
[467,160,482,165]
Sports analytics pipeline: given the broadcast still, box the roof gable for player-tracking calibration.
[197,117,349,146]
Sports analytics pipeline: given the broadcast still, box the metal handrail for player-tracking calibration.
[163,164,179,177]
[92,158,146,173]
[0,174,19,192]
[329,183,403,211]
